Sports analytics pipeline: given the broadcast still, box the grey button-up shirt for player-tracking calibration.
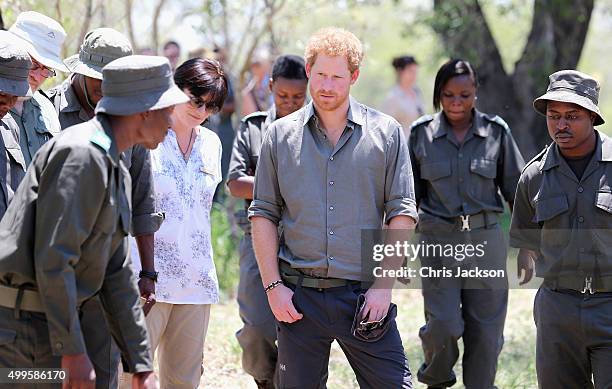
[0,114,152,371]
[248,97,418,281]
[10,91,61,166]
[46,80,163,236]
[510,131,612,283]
[409,110,524,221]
[0,113,26,219]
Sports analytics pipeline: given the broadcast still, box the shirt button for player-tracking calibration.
[458,153,463,158]
[330,156,334,161]
[329,181,334,186]
[329,206,334,211]
[578,187,584,193]
[329,256,335,260]
[578,216,584,223]
[55,342,63,350]
[329,230,334,235]
[27,141,32,147]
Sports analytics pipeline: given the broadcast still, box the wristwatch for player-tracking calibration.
[138,270,159,283]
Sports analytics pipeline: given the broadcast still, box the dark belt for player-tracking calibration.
[0,284,45,313]
[454,212,498,231]
[544,276,612,294]
[279,261,348,289]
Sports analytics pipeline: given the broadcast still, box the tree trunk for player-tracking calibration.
[78,0,94,47]
[125,0,138,52]
[152,0,168,53]
[0,9,4,30]
[432,0,595,159]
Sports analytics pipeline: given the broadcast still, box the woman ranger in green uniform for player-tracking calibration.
[409,59,525,389]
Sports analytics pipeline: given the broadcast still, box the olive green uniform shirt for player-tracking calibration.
[0,114,152,372]
[409,110,525,221]
[0,113,26,219]
[46,79,163,235]
[248,97,418,281]
[9,91,61,166]
[510,131,612,284]
[228,107,276,197]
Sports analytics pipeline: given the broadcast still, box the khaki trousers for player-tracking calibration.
[120,302,211,389]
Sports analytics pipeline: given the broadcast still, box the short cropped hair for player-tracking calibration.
[174,58,228,113]
[433,58,478,111]
[304,27,364,73]
[392,55,418,70]
[271,55,307,81]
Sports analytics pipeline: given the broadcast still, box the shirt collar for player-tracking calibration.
[56,77,84,113]
[301,95,364,128]
[92,114,120,166]
[542,130,611,171]
[432,109,486,138]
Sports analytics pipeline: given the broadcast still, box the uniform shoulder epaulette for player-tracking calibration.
[410,114,434,130]
[90,129,111,152]
[484,114,511,132]
[521,146,548,173]
[241,111,268,123]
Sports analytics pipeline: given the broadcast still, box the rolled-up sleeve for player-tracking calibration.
[248,124,283,224]
[130,144,163,236]
[227,120,252,182]
[497,129,525,203]
[99,240,153,373]
[384,124,418,224]
[509,172,541,250]
[34,146,106,356]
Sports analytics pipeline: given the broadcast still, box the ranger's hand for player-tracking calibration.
[132,371,158,389]
[267,284,303,323]
[517,248,537,285]
[61,353,96,389]
[138,278,156,316]
[362,288,392,322]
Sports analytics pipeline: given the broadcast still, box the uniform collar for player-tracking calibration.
[56,77,84,113]
[301,95,364,128]
[542,130,612,171]
[433,109,487,139]
[92,114,121,166]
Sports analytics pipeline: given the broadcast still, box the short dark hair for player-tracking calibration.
[163,40,180,51]
[391,55,418,70]
[271,55,307,81]
[174,58,228,113]
[433,58,478,111]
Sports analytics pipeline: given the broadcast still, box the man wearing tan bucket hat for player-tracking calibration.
[0,55,188,389]
[8,11,66,166]
[46,28,165,389]
[0,31,31,221]
[510,70,612,388]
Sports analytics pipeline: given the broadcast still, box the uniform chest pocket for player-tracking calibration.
[470,158,497,179]
[595,191,612,214]
[534,194,569,223]
[420,161,451,181]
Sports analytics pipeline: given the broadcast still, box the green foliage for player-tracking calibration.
[210,203,240,298]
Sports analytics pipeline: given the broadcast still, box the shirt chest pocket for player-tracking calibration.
[420,160,451,181]
[595,190,612,224]
[534,194,569,224]
[470,158,497,179]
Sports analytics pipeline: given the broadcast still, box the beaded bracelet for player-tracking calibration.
[264,280,283,293]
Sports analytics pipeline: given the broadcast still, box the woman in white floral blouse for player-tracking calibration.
[130,58,228,388]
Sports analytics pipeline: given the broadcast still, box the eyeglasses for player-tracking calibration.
[187,93,219,114]
[31,59,56,78]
